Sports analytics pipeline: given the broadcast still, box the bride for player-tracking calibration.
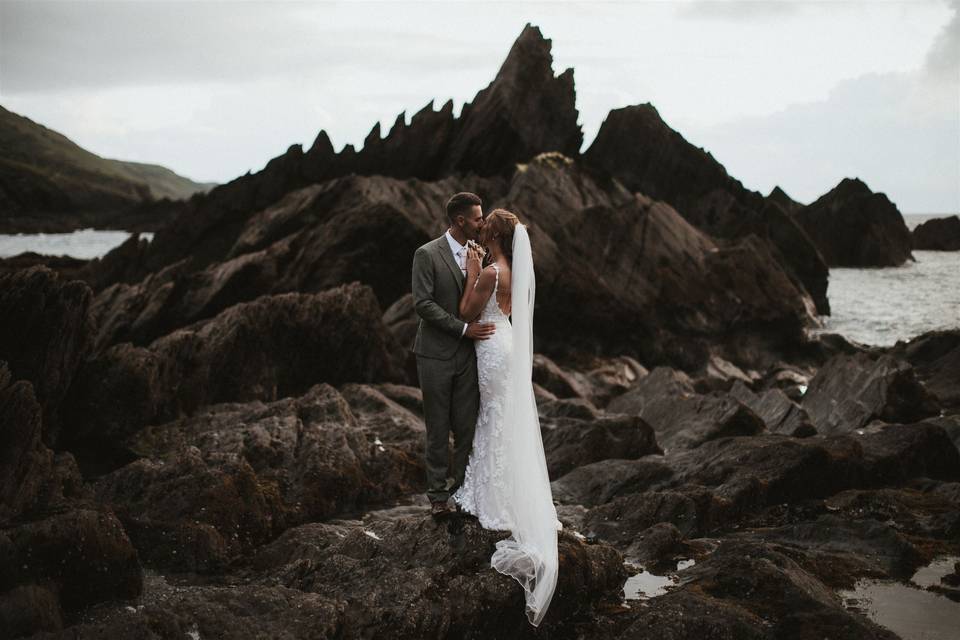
[450,208,562,627]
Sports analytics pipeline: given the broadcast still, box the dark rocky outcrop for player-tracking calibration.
[0,509,142,618]
[438,24,582,178]
[62,283,404,469]
[912,214,960,251]
[884,328,960,412]
[730,380,816,437]
[24,516,626,640]
[84,175,479,350]
[0,266,94,445]
[581,103,830,314]
[501,154,818,364]
[659,540,903,639]
[171,150,825,371]
[551,457,674,507]
[0,365,143,637]
[94,382,427,572]
[0,252,90,282]
[0,364,87,522]
[802,352,940,435]
[607,367,766,451]
[793,177,914,267]
[540,413,662,478]
[580,421,960,545]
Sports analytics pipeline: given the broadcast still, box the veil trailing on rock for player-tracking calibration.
[489,222,561,627]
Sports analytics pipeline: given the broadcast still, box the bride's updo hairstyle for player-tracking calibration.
[485,208,520,263]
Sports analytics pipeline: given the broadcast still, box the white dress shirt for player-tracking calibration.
[444,230,469,337]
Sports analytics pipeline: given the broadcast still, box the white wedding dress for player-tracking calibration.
[451,224,561,627]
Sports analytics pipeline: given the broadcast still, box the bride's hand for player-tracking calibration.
[466,246,482,275]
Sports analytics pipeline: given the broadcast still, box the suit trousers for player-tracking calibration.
[416,338,479,503]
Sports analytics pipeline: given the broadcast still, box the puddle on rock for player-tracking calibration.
[911,556,958,589]
[622,558,696,600]
[838,556,960,640]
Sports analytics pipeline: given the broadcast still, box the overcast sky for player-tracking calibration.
[1,0,957,212]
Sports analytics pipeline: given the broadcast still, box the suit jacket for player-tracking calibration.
[411,235,470,359]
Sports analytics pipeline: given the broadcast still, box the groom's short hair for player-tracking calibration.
[446,192,482,222]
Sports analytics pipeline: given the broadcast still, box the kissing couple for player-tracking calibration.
[410,191,562,626]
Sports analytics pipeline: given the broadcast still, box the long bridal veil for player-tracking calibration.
[489,222,561,627]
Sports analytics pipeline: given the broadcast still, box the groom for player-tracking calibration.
[411,192,496,516]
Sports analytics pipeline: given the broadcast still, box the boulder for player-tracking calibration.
[607,367,765,451]
[792,177,914,267]
[540,413,662,479]
[532,353,594,400]
[822,487,960,541]
[551,457,674,507]
[673,540,902,639]
[735,513,926,580]
[912,214,960,251]
[729,380,816,437]
[0,252,89,282]
[884,329,960,411]
[94,447,286,573]
[802,352,940,435]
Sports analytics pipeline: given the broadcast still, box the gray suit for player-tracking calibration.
[411,235,479,503]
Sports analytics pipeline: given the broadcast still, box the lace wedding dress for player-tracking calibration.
[451,225,561,627]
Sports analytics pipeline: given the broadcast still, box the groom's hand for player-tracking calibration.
[465,322,496,340]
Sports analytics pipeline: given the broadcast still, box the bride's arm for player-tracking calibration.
[459,250,496,321]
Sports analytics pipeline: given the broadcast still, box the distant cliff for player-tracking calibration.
[0,104,216,232]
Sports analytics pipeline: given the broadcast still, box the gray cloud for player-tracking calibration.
[675,0,802,20]
[924,0,959,77]
[0,1,491,94]
[686,1,960,212]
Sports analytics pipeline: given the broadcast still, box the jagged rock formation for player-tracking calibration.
[581,103,831,314]
[792,177,915,266]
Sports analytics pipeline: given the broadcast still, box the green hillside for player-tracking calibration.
[0,104,216,231]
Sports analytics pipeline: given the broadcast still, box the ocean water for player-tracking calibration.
[0,228,153,260]
[1,216,957,346]
[810,213,960,347]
